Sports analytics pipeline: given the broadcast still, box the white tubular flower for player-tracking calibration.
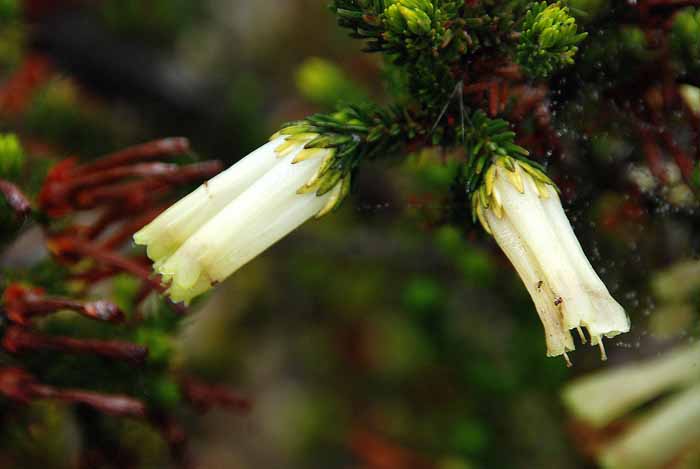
[134,132,350,304]
[562,341,700,427]
[563,342,700,469]
[473,156,630,362]
[600,383,700,469]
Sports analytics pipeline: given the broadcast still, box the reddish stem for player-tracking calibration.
[0,367,146,418]
[49,236,165,293]
[34,385,147,418]
[3,283,124,324]
[74,179,171,210]
[73,138,191,176]
[99,207,165,250]
[2,325,147,365]
[179,377,252,414]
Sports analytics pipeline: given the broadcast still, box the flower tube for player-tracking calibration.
[134,132,349,304]
[562,342,700,427]
[600,383,700,469]
[473,156,630,360]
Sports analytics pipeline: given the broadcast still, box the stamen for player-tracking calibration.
[576,326,587,344]
[563,352,573,368]
[598,340,608,361]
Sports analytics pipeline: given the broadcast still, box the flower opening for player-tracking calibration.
[474,157,630,361]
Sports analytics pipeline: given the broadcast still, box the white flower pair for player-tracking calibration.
[134,133,344,304]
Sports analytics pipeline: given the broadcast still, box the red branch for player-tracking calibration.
[48,236,165,292]
[0,367,146,418]
[179,377,252,414]
[73,138,191,176]
[2,325,148,365]
[3,283,124,325]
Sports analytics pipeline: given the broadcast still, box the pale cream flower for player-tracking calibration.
[563,342,700,469]
[474,157,630,361]
[134,133,348,304]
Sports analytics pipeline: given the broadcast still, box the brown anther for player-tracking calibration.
[554,297,563,306]
[83,300,124,322]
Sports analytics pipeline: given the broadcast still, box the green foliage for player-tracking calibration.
[402,276,445,315]
[463,111,531,196]
[326,1,589,203]
[99,0,201,45]
[331,0,467,110]
[0,402,78,469]
[24,80,121,156]
[295,57,369,108]
[0,0,18,23]
[671,7,700,74]
[567,0,608,21]
[0,134,25,238]
[0,133,24,180]
[516,2,587,78]
[330,0,388,53]
[0,0,22,70]
[277,105,406,205]
[384,0,434,36]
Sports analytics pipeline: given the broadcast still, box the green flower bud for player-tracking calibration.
[384,0,433,35]
[400,5,431,34]
[385,4,408,33]
[516,2,587,78]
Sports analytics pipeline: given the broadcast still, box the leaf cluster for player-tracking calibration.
[463,111,531,196]
[671,7,700,75]
[516,1,587,78]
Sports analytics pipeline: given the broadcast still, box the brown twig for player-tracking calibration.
[3,283,124,325]
[179,377,252,414]
[73,138,191,176]
[0,367,147,418]
[2,325,148,365]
